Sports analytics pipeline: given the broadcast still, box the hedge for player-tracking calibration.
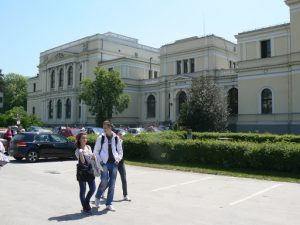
[136,131,300,143]
[68,132,300,173]
[123,137,300,173]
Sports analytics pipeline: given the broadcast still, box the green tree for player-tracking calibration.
[0,106,43,128]
[3,73,28,111]
[80,67,130,126]
[177,76,229,132]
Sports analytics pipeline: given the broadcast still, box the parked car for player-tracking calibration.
[27,126,52,133]
[58,127,81,138]
[127,128,144,136]
[9,132,76,163]
[145,126,161,133]
[85,127,104,135]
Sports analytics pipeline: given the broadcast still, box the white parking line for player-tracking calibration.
[229,184,282,206]
[151,177,213,192]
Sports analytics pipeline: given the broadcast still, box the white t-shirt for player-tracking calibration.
[75,145,93,163]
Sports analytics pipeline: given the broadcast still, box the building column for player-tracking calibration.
[61,98,66,123]
[73,63,76,89]
[53,99,57,122]
[63,65,67,90]
[71,97,76,124]
[180,60,183,74]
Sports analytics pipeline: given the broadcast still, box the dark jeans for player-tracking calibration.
[78,179,96,210]
[95,162,118,206]
[118,161,128,197]
[103,161,128,197]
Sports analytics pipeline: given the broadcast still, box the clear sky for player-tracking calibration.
[0,0,289,77]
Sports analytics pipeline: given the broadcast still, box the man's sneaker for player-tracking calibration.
[124,195,131,201]
[106,205,116,211]
[95,198,101,208]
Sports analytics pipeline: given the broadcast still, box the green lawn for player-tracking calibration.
[125,160,300,183]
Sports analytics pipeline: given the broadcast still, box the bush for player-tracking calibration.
[70,132,300,173]
[123,138,300,173]
[133,131,300,144]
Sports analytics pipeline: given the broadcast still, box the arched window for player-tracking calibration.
[50,71,55,89]
[227,88,238,115]
[67,66,73,86]
[178,91,187,113]
[147,95,156,118]
[66,98,71,119]
[57,100,62,119]
[59,68,64,87]
[78,99,81,119]
[48,100,53,119]
[261,88,272,114]
[32,107,35,115]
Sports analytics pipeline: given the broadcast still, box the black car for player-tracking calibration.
[9,132,76,163]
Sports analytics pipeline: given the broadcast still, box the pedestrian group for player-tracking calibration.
[75,120,130,214]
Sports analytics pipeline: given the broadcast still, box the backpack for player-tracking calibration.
[99,135,118,155]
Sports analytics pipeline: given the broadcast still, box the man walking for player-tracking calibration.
[94,121,123,211]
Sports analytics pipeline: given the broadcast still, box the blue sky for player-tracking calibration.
[0,0,289,77]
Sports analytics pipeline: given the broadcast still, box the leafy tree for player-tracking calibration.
[0,106,43,129]
[3,73,28,111]
[177,76,229,132]
[80,67,130,126]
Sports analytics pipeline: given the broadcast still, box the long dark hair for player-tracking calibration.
[75,132,87,149]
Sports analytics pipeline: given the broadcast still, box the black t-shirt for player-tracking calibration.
[107,135,115,163]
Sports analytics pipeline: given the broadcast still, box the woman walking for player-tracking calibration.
[75,132,96,214]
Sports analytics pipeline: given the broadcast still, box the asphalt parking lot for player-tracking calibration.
[0,158,300,225]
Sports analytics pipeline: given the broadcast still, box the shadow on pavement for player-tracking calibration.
[48,208,108,221]
[9,158,75,164]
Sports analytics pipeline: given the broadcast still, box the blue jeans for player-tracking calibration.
[78,180,96,210]
[95,162,118,206]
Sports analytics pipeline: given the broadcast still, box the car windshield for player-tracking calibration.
[13,133,34,142]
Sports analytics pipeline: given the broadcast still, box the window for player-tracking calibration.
[176,61,181,74]
[229,61,232,69]
[178,91,187,113]
[261,88,272,114]
[67,66,73,86]
[168,93,171,119]
[108,68,113,72]
[50,71,55,89]
[0,97,2,103]
[50,134,68,143]
[33,83,36,92]
[190,58,195,73]
[35,134,50,142]
[78,99,81,119]
[183,59,188,73]
[32,107,35,115]
[154,71,158,78]
[48,100,53,119]
[57,100,62,119]
[227,88,238,115]
[59,68,64,87]
[65,98,71,119]
[261,40,271,58]
[148,70,153,79]
[147,95,156,118]
[79,72,82,82]
[233,62,236,69]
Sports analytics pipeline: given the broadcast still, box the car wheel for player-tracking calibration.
[14,156,23,161]
[26,150,39,163]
